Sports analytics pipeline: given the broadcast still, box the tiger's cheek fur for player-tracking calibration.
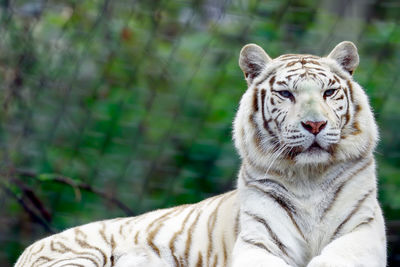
[335,80,378,161]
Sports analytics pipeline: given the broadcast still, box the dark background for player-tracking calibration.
[1,0,399,265]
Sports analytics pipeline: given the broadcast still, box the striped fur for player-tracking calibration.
[15,42,386,267]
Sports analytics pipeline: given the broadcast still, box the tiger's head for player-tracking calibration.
[234,41,378,169]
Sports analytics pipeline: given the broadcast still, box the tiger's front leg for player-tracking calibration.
[307,204,386,267]
[231,234,293,267]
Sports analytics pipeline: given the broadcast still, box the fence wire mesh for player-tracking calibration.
[1,0,400,265]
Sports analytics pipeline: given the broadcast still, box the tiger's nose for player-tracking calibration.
[301,120,327,135]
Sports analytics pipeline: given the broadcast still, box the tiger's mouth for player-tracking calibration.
[283,140,332,161]
[287,140,333,164]
[293,141,328,155]
[306,142,324,152]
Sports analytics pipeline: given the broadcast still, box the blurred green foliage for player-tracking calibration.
[1,0,400,265]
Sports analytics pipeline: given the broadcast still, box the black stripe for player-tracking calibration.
[287,68,302,73]
[248,113,266,152]
[269,75,276,87]
[279,114,287,125]
[244,170,288,193]
[352,217,374,231]
[271,91,286,102]
[346,80,354,103]
[243,173,296,214]
[255,70,276,87]
[253,87,259,112]
[260,89,275,136]
[321,158,373,220]
[234,210,240,237]
[32,256,52,267]
[276,80,288,86]
[242,172,305,240]
[350,101,362,136]
[207,195,229,266]
[196,252,203,267]
[285,74,297,80]
[73,229,106,265]
[244,211,289,257]
[306,60,321,66]
[312,67,326,72]
[146,207,184,257]
[286,60,299,67]
[169,208,195,267]
[286,135,304,140]
[50,240,100,263]
[184,203,205,264]
[335,94,344,100]
[332,189,374,239]
[342,85,351,127]
[241,237,272,253]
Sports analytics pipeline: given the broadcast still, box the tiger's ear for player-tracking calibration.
[239,44,272,85]
[328,41,359,75]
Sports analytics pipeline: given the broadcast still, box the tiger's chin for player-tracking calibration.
[295,149,331,165]
[293,144,332,165]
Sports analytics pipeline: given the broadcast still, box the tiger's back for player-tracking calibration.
[15,191,238,267]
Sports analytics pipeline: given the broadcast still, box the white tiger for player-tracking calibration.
[14,41,386,267]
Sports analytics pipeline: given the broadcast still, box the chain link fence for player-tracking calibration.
[1,0,400,265]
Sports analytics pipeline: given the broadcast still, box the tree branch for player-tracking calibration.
[16,169,135,216]
[1,183,54,233]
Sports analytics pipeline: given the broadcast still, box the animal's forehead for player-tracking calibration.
[276,53,321,60]
[270,54,338,87]
[274,53,326,70]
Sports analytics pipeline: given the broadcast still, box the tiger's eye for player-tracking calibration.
[324,89,337,98]
[278,90,293,99]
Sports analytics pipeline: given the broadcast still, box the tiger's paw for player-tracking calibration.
[307,256,353,267]
[232,250,292,267]
[113,247,168,267]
